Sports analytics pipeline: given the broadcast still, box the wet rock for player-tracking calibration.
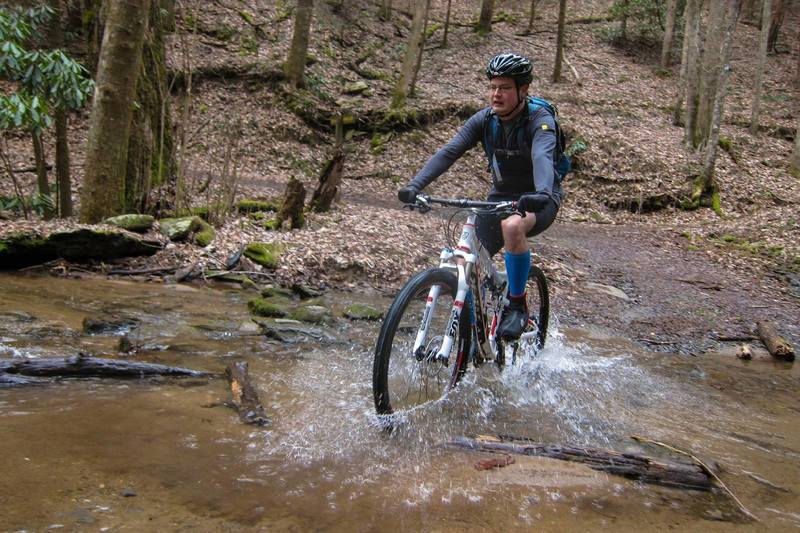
[343,303,383,321]
[247,297,289,318]
[158,216,204,242]
[253,318,334,343]
[702,508,725,521]
[83,316,140,335]
[291,283,324,299]
[24,321,78,338]
[261,285,295,299]
[104,214,155,233]
[121,488,137,497]
[290,304,334,325]
[0,229,161,268]
[244,242,283,269]
[0,311,35,322]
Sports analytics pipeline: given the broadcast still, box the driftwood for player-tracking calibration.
[756,321,795,361]
[0,355,208,382]
[445,435,712,490]
[224,361,269,426]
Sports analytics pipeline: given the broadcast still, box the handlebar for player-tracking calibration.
[407,194,522,216]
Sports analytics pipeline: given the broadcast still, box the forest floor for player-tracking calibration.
[1,0,799,350]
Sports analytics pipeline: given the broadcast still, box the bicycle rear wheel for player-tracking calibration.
[373,268,471,415]
[497,264,549,367]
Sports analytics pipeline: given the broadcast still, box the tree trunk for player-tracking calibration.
[793,115,800,176]
[749,0,772,134]
[0,355,208,380]
[55,110,72,217]
[391,0,427,109]
[275,176,306,229]
[126,0,176,215]
[442,0,452,47]
[694,0,727,148]
[410,0,431,95]
[445,435,713,490]
[552,0,567,83]
[619,0,629,41]
[286,0,313,88]
[767,0,784,53]
[757,321,795,361]
[81,0,105,72]
[31,131,54,219]
[380,0,392,21]
[309,116,344,213]
[526,0,536,34]
[673,0,694,125]
[740,0,756,22]
[683,0,702,144]
[660,0,679,69]
[477,0,494,34]
[80,0,150,223]
[696,0,740,215]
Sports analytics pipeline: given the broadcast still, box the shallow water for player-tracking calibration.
[0,273,798,531]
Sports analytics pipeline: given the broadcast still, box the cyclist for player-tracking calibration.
[398,52,562,342]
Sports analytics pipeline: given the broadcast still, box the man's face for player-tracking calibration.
[489,76,524,115]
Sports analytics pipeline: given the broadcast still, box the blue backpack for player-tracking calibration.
[481,96,571,180]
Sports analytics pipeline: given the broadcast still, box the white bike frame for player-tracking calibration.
[410,210,538,365]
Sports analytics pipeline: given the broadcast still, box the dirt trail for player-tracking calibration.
[539,220,800,354]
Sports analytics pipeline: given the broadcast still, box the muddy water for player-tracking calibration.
[1,273,798,532]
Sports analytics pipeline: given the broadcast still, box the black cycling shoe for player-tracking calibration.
[496,297,528,341]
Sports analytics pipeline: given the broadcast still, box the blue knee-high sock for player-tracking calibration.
[504,250,531,298]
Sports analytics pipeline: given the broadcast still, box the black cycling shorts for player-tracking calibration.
[476,196,558,257]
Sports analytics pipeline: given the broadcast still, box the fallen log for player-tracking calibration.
[756,321,795,361]
[0,354,209,379]
[224,361,269,426]
[445,435,712,490]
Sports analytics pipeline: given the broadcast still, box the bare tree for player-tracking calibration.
[660,0,679,69]
[767,0,784,53]
[791,114,800,175]
[681,0,702,142]
[477,0,494,34]
[391,0,426,108]
[285,0,314,88]
[526,0,536,34]
[693,0,727,147]
[442,0,452,47]
[80,0,150,223]
[552,0,567,83]
[695,0,741,215]
[749,0,771,134]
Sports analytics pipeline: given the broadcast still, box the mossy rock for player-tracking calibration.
[194,220,216,247]
[104,214,155,233]
[290,304,334,325]
[343,303,383,321]
[244,242,283,268]
[0,229,161,269]
[261,218,283,231]
[159,216,204,241]
[237,199,279,213]
[247,297,289,318]
[343,81,369,95]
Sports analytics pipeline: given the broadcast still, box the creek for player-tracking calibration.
[0,273,798,531]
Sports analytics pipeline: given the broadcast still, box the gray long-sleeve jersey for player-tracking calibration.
[408,106,562,205]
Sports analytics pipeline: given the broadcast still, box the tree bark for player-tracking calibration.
[442,0,452,46]
[274,176,306,229]
[757,321,795,361]
[445,435,712,490]
[55,109,72,217]
[477,0,494,34]
[80,0,150,223]
[767,0,784,53]
[410,0,431,95]
[526,0,536,34]
[31,131,54,219]
[683,0,702,143]
[391,0,427,108]
[286,0,313,88]
[792,114,800,175]
[749,0,772,134]
[696,0,740,215]
[126,0,176,215]
[694,0,727,148]
[309,116,344,213]
[225,361,269,426]
[552,0,567,83]
[673,0,694,125]
[660,0,679,69]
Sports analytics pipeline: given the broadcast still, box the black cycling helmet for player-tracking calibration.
[486,53,533,85]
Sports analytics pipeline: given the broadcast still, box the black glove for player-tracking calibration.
[398,185,420,204]
[518,193,551,213]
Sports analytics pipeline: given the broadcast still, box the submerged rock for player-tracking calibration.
[247,297,289,318]
[0,229,161,268]
[253,318,335,344]
[83,315,140,335]
[290,304,333,325]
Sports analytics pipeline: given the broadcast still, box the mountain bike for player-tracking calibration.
[373,194,549,416]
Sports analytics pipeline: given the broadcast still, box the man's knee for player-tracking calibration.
[501,215,536,250]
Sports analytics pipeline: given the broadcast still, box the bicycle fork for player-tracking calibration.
[412,264,470,365]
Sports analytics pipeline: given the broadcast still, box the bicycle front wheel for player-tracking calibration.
[373,268,471,415]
